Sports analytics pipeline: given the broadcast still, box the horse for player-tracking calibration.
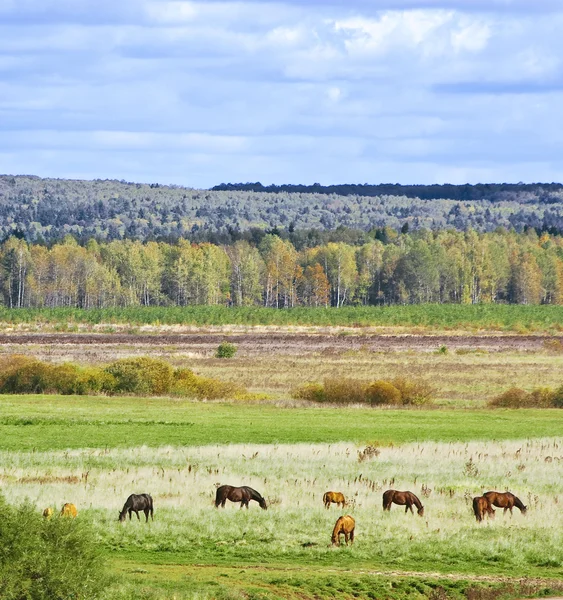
[42,507,53,519]
[215,485,267,510]
[118,493,154,522]
[382,490,424,516]
[60,503,78,518]
[472,496,495,522]
[484,491,527,515]
[323,491,346,509]
[331,515,355,546]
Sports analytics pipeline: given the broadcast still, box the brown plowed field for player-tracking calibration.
[0,332,553,360]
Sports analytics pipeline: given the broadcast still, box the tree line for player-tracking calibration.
[2,228,563,309]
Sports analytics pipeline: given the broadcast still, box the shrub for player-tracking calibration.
[552,385,563,408]
[171,368,241,400]
[291,383,326,403]
[365,380,401,406]
[215,342,237,358]
[0,493,108,599]
[391,377,435,405]
[104,357,173,395]
[489,387,530,408]
[323,377,367,404]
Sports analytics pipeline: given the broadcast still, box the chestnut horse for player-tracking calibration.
[60,503,78,518]
[472,496,495,522]
[215,485,267,509]
[382,490,424,516]
[484,491,527,515]
[323,491,346,509]
[331,515,355,546]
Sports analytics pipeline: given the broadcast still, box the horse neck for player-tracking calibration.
[513,496,525,510]
[247,488,263,503]
[410,493,422,509]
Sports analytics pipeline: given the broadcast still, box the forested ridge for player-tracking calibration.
[3,175,563,244]
[2,228,563,309]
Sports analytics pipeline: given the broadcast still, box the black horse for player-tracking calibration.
[118,493,154,522]
[215,485,267,509]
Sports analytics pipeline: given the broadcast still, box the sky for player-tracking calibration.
[0,0,562,188]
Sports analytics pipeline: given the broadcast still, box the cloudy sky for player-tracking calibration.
[1,0,561,187]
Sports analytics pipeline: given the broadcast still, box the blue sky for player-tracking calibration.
[1,0,561,187]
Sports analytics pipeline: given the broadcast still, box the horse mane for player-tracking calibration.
[512,495,526,510]
[243,486,264,502]
[410,492,423,510]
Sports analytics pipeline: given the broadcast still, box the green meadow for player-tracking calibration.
[1,396,563,599]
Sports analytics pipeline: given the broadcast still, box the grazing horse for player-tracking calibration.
[215,485,267,510]
[60,503,78,518]
[472,496,495,522]
[323,491,346,509]
[484,491,527,515]
[42,507,53,519]
[331,515,355,546]
[382,490,424,516]
[119,493,154,522]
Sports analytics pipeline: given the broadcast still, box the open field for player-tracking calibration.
[1,309,563,598]
[1,330,563,406]
[1,437,563,598]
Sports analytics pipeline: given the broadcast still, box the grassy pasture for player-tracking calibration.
[2,304,563,332]
[2,439,563,599]
[1,396,563,450]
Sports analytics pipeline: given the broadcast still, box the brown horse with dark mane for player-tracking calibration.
[383,490,424,516]
[484,491,527,515]
[331,515,355,546]
[323,491,346,509]
[472,496,495,522]
[215,485,267,509]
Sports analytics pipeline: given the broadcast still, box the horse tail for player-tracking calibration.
[323,492,329,504]
[382,490,393,510]
[472,497,482,521]
[148,494,154,517]
[215,487,223,507]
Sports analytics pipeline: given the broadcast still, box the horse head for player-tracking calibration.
[259,497,268,510]
[118,510,127,522]
[521,505,528,515]
[417,506,424,517]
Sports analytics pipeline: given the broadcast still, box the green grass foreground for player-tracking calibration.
[2,304,563,331]
[0,396,562,451]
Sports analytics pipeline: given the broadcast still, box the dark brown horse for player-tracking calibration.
[331,515,355,546]
[472,496,495,522]
[484,491,527,515]
[215,485,267,510]
[323,491,346,509]
[383,490,424,516]
[119,493,154,522]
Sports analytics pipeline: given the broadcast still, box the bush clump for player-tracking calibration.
[365,380,401,406]
[215,342,237,358]
[489,385,563,408]
[0,494,108,600]
[0,354,244,400]
[104,357,173,395]
[292,377,434,406]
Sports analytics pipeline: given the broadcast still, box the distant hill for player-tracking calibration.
[2,175,563,244]
[211,181,563,202]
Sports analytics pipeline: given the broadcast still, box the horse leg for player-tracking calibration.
[350,530,354,544]
[135,510,140,521]
[503,507,508,515]
[344,533,349,545]
[144,509,149,522]
[128,509,133,520]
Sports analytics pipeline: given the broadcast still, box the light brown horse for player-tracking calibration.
[331,515,355,546]
[382,490,424,516]
[323,491,346,509]
[60,503,78,518]
[472,496,495,522]
[484,491,527,515]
